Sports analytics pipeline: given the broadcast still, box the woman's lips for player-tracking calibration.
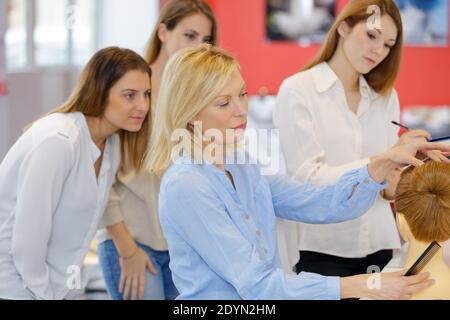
[233,123,247,130]
[130,116,145,121]
[364,57,376,65]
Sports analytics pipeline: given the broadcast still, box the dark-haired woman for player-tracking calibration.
[0,46,151,300]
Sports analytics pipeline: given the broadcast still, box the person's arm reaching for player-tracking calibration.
[101,177,157,301]
[160,171,343,300]
[268,140,450,223]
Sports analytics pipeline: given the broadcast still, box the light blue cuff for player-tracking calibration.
[326,276,341,300]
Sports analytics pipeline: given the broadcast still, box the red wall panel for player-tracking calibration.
[211,0,450,108]
[159,0,450,107]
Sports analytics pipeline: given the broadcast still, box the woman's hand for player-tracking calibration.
[341,270,435,300]
[394,129,430,147]
[367,270,434,300]
[423,150,450,163]
[395,129,450,163]
[119,247,157,300]
[368,141,450,183]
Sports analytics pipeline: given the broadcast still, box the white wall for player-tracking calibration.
[6,67,72,148]
[0,0,8,160]
[97,0,159,55]
[1,0,159,160]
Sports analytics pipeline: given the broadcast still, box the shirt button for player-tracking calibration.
[239,289,248,298]
[264,248,268,254]
[256,230,261,237]
[244,214,250,220]
[364,178,369,185]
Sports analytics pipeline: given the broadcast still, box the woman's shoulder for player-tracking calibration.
[161,158,209,190]
[280,68,315,89]
[278,65,322,98]
[28,112,84,147]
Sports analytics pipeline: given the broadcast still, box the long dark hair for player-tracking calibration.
[304,0,403,96]
[50,47,152,171]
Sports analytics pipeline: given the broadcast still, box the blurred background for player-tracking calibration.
[0,0,449,299]
[1,0,449,159]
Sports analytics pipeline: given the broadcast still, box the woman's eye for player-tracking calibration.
[185,33,196,40]
[240,91,248,98]
[367,32,376,40]
[384,44,393,49]
[124,93,135,100]
[144,91,151,98]
[218,101,229,107]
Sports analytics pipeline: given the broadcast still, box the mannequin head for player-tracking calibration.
[395,161,450,299]
[395,161,450,243]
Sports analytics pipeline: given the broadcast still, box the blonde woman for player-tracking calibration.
[97,0,217,300]
[144,45,450,300]
[0,47,151,300]
[273,0,448,278]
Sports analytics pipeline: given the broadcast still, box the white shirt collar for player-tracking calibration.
[312,62,378,100]
[74,112,101,161]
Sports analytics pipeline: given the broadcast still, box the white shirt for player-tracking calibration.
[273,62,402,258]
[0,112,120,299]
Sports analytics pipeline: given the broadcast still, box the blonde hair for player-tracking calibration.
[28,47,152,171]
[145,45,240,176]
[395,161,450,243]
[145,0,218,65]
[304,0,403,96]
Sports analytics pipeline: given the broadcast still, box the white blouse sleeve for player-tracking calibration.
[273,83,370,185]
[10,136,73,300]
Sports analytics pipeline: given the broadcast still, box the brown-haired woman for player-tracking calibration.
[97,0,217,300]
[0,46,152,300]
[273,0,448,278]
[395,160,450,300]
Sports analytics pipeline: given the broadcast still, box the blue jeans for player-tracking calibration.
[98,240,178,300]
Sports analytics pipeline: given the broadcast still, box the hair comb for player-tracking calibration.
[405,241,441,276]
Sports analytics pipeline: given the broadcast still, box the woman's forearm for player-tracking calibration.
[106,222,138,258]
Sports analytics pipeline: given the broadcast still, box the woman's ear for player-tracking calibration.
[157,23,168,43]
[337,21,351,38]
[396,213,410,242]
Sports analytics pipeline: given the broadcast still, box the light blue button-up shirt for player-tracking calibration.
[158,155,386,300]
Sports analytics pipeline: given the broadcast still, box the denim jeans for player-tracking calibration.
[98,240,178,300]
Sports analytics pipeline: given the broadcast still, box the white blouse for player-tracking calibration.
[0,112,120,299]
[273,62,402,259]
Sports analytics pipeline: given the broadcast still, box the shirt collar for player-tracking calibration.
[75,112,102,163]
[312,62,379,100]
[359,75,378,100]
[311,62,339,93]
[74,112,112,180]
